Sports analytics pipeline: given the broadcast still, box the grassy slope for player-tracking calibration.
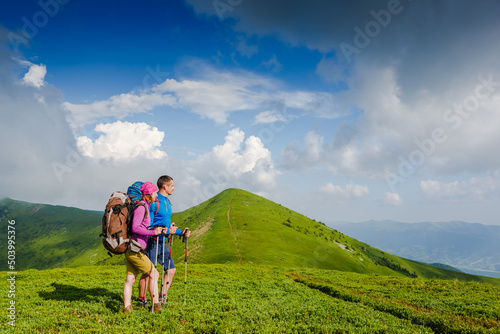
[1,264,499,333]
[0,198,108,271]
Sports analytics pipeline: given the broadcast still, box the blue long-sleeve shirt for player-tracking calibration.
[150,193,182,235]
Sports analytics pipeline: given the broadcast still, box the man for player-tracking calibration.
[137,175,191,307]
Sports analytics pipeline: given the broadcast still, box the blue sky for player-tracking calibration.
[1,0,500,225]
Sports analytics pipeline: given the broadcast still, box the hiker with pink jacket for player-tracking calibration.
[122,182,176,313]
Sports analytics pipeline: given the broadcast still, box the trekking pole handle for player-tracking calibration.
[153,226,166,235]
[182,228,190,243]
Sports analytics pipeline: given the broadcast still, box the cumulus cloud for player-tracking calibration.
[183,128,279,205]
[22,63,47,88]
[76,121,167,162]
[13,58,47,88]
[318,182,369,200]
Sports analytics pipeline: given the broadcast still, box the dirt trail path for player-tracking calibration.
[227,190,242,264]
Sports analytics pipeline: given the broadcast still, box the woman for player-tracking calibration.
[122,182,169,313]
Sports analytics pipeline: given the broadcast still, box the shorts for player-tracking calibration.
[125,249,154,276]
[146,237,176,269]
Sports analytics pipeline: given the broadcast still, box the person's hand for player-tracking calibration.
[182,228,191,238]
[169,223,177,235]
[154,227,164,235]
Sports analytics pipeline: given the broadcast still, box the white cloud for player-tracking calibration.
[254,110,286,124]
[318,182,369,200]
[384,192,403,206]
[183,128,279,205]
[63,63,346,130]
[76,121,167,162]
[22,63,47,88]
[276,90,348,119]
[421,175,500,202]
[63,92,178,130]
[155,78,261,124]
[210,128,276,179]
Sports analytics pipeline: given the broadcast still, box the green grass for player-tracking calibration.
[2,264,499,333]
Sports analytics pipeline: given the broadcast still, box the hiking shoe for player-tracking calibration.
[153,303,163,313]
[137,298,148,308]
[161,295,168,306]
[123,305,134,313]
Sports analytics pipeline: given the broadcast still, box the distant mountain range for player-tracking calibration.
[331,220,500,278]
[1,191,498,284]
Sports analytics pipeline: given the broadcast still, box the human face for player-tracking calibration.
[152,191,158,201]
[164,181,175,196]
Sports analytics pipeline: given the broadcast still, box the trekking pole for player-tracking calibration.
[183,229,189,306]
[151,235,159,313]
[165,235,173,304]
[160,231,166,304]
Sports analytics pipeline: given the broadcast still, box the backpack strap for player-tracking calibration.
[134,201,149,220]
[127,201,149,241]
[151,199,160,215]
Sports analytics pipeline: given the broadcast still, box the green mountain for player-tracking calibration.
[0,198,107,270]
[0,190,498,284]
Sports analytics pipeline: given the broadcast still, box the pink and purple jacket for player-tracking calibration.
[130,200,157,249]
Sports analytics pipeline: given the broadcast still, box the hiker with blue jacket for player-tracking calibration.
[138,175,191,307]
[123,182,174,313]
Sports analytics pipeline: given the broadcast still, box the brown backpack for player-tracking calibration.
[101,191,146,255]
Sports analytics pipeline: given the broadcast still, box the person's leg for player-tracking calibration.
[146,267,163,312]
[147,267,160,304]
[137,274,148,306]
[138,238,155,305]
[123,273,137,309]
[124,250,151,312]
[162,267,176,295]
[161,246,176,296]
